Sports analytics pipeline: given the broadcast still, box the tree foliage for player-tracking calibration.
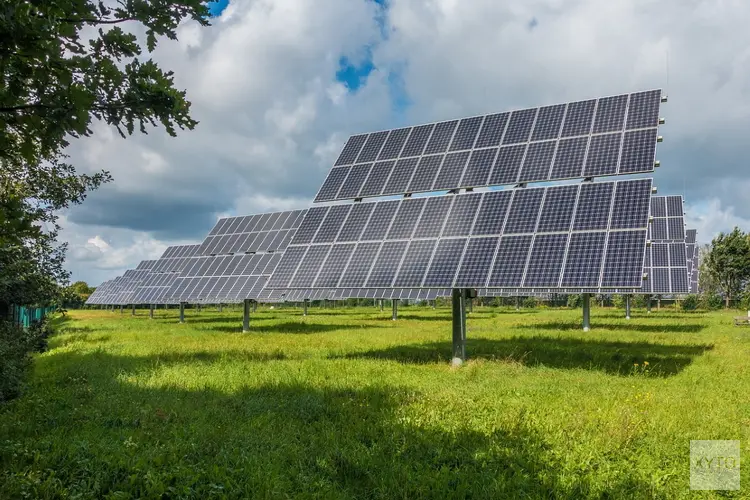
[703,227,750,308]
[0,0,209,313]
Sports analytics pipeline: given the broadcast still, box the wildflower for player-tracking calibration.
[644,361,649,366]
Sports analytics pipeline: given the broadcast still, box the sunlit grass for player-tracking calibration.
[1,304,748,498]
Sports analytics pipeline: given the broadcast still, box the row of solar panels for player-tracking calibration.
[86,198,698,306]
[85,88,697,305]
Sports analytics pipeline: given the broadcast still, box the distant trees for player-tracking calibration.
[703,227,750,308]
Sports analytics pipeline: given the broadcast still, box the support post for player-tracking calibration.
[515,297,520,311]
[119,305,123,314]
[243,299,250,333]
[179,302,185,324]
[625,295,631,320]
[647,296,652,314]
[379,299,383,312]
[303,299,309,317]
[149,304,154,319]
[253,301,257,313]
[451,289,467,366]
[582,293,591,332]
[197,303,202,313]
[218,303,223,313]
[131,304,135,316]
[432,300,436,310]
[468,298,473,313]
[657,297,661,310]
[392,300,398,321]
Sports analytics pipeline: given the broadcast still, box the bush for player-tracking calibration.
[699,293,724,310]
[522,297,537,308]
[567,294,582,308]
[681,295,699,311]
[611,294,625,309]
[632,295,648,308]
[0,317,53,403]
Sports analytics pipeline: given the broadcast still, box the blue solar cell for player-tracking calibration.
[335,134,368,166]
[454,237,499,287]
[560,231,606,287]
[413,196,453,238]
[314,166,350,202]
[626,90,661,129]
[394,240,437,287]
[366,241,409,287]
[460,148,497,187]
[618,129,657,174]
[449,116,483,151]
[400,124,433,157]
[583,133,621,176]
[337,203,375,242]
[609,179,652,230]
[503,188,545,234]
[488,145,525,185]
[360,200,399,241]
[502,108,537,144]
[531,104,566,141]
[378,128,410,160]
[536,184,578,232]
[356,131,389,163]
[600,230,647,287]
[487,235,533,287]
[313,205,351,243]
[573,183,613,231]
[443,193,482,237]
[472,190,512,236]
[474,112,509,148]
[433,151,470,190]
[593,95,628,133]
[339,243,380,287]
[518,141,555,183]
[314,244,355,287]
[424,121,459,155]
[337,163,372,199]
[407,155,443,192]
[387,198,426,240]
[358,161,394,197]
[561,100,596,137]
[382,158,418,195]
[523,233,569,287]
[423,239,466,286]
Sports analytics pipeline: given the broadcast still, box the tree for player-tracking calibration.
[704,228,750,308]
[0,0,209,314]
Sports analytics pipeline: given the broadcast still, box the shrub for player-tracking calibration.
[699,293,723,310]
[0,317,53,403]
[567,294,582,308]
[632,295,648,308]
[681,295,699,311]
[522,296,537,308]
[611,294,625,309]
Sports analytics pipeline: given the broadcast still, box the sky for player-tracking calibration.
[60,0,750,285]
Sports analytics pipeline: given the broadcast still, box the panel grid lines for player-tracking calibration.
[316,90,661,202]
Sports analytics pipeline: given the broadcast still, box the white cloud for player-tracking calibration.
[59,0,750,284]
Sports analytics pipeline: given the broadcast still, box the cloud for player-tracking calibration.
[60,0,750,284]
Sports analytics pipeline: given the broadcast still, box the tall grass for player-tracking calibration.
[1,305,747,498]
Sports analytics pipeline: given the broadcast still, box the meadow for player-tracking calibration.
[1,303,748,499]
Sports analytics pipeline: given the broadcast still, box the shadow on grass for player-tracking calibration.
[199,321,384,335]
[336,336,713,377]
[516,320,705,333]
[1,349,654,498]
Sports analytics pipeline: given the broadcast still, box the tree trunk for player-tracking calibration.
[726,294,730,309]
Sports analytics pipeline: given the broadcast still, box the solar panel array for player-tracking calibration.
[163,210,306,303]
[316,90,662,202]
[198,210,306,256]
[85,279,115,305]
[642,196,689,294]
[269,178,653,292]
[132,245,201,304]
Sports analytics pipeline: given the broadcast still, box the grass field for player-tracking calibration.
[1,304,748,498]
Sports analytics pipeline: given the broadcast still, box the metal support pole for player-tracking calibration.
[179,302,185,324]
[468,298,473,313]
[515,296,520,311]
[131,304,135,316]
[149,304,154,319]
[392,300,398,321]
[197,303,201,313]
[253,301,257,313]
[119,305,123,314]
[303,299,308,317]
[243,299,251,333]
[379,299,383,312]
[452,289,467,366]
[647,297,652,314]
[625,295,631,320]
[432,300,436,309]
[582,293,591,332]
[218,303,222,313]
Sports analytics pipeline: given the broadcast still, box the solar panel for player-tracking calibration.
[268,178,652,292]
[315,90,662,202]
[643,196,689,294]
[199,210,305,256]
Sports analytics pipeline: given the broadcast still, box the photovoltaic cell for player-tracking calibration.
[536,184,578,232]
[408,155,444,192]
[460,148,497,187]
[487,236,533,287]
[472,191,512,235]
[361,201,399,241]
[433,151,470,189]
[523,233,569,286]
[383,158,418,195]
[359,161,394,197]
[454,237,499,287]
[337,203,374,242]
[337,163,372,199]
[450,116,483,151]
[366,241,408,287]
[573,183,613,231]
[317,90,661,202]
[561,232,606,287]
[423,239,466,286]
[442,194,481,237]
[387,198,426,239]
[394,240,437,287]
[503,189,544,234]
[413,197,453,238]
[601,230,647,287]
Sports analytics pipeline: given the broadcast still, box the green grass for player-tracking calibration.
[1,304,749,498]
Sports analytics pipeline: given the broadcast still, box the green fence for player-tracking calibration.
[10,305,56,329]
